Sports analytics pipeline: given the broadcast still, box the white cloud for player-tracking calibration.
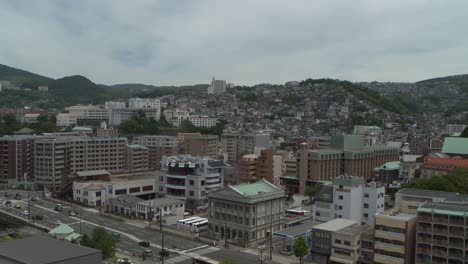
[0,0,467,85]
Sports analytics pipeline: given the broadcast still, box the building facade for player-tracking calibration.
[0,136,37,182]
[207,179,285,247]
[125,145,149,172]
[184,135,219,159]
[133,135,179,170]
[33,138,71,190]
[65,105,108,120]
[128,98,161,110]
[420,157,468,178]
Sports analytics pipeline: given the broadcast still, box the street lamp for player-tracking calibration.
[159,209,166,264]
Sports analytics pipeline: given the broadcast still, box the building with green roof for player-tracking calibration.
[374,161,401,183]
[442,137,468,157]
[207,179,286,247]
[49,224,82,242]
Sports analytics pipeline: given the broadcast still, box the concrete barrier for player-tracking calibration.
[0,209,51,233]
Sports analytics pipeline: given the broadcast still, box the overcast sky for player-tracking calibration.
[0,0,467,86]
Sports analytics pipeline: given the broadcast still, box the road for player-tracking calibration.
[0,190,206,262]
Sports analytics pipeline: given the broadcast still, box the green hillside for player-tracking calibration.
[0,64,53,87]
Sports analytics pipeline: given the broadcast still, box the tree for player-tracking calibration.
[80,227,116,259]
[461,126,468,137]
[304,184,321,200]
[293,236,308,264]
[179,120,198,133]
[220,260,238,264]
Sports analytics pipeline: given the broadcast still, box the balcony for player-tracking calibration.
[373,253,404,264]
[374,242,404,254]
[449,217,465,226]
[432,239,448,246]
[419,215,432,223]
[449,227,464,238]
[432,249,447,258]
[416,246,431,255]
[165,183,186,190]
[433,228,448,236]
[374,230,405,242]
[434,217,449,224]
[448,239,464,249]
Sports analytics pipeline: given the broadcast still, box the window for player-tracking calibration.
[339,185,343,189]
[142,185,153,191]
[338,206,343,210]
[201,180,205,186]
[159,186,163,191]
[338,195,343,200]
[189,191,194,196]
[364,203,369,209]
[364,193,369,198]
[338,215,342,218]
[115,189,127,195]
[335,239,341,244]
[363,213,369,218]
[344,241,351,246]
[159,176,164,182]
[96,191,101,197]
[189,180,194,186]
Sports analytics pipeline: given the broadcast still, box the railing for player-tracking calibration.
[433,228,448,236]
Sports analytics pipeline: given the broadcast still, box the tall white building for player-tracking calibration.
[128,98,161,109]
[445,124,467,135]
[104,101,126,109]
[65,105,108,120]
[207,77,227,94]
[313,175,385,225]
[56,113,78,127]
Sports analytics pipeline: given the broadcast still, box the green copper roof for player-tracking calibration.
[230,179,278,196]
[127,144,148,149]
[442,137,468,155]
[72,126,93,131]
[49,224,74,235]
[375,161,401,171]
[64,232,82,241]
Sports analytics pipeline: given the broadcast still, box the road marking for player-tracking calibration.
[32,204,58,214]
[181,245,209,253]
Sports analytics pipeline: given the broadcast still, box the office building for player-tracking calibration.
[125,145,149,172]
[0,236,102,264]
[56,113,78,127]
[184,134,219,159]
[237,154,258,183]
[207,179,286,247]
[395,188,468,214]
[104,101,126,109]
[310,219,359,264]
[159,155,228,210]
[374,209,417,264]
[312,175,385,225]
[220,134,239,164]
[0,136,38,182]
[128,97,161,109]
[207,77,227,94]
[297,134,399,194]
[133,135,179,170]
[415,202,468,264]
[220,133,272,164]
[69,137,127,174]
[187,115,218,128]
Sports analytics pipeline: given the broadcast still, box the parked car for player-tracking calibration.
[22,211,29,215]
[54,204,63,212]
[113,233,121,242]
[5,201,12,207]
[31,197,39,202]
[33,215,43,220]
[138,241,150,248]
[14,193,22,200]
[14,204,21,209]
[143,249,152,256]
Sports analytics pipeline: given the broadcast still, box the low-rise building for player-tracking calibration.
[330,225,373,264]
[207,179,286,247]
[399,155,423,181]
[395,188,468,214]
[106,194,144,217]
[441,137,468,158]
[56,113,78,127]
[66,104,108,120]
[420,157,468,178]
[135,197,185,225]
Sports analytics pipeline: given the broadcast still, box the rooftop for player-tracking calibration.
[397,188,468,203]
[375,161,401,171]
[379,209,416,220]
[72,126,93,132]
[0,236,100,264]
[418,202,468,216]
[313,219,358,232]
[424,157,468,167]
[127,144,148,150]
[76,170,110,177]
[230,179,279,196]
[336,224,374,237]
[273,221,321,239]
[137,197,183,208]
[107,194,144,206]
[442,137,468,155]
[333,175,365,187]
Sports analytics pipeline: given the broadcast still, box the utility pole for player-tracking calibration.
[160,209,165,264]
[79,209,82,234]
[27,193,30,220]
[269,199,273,260]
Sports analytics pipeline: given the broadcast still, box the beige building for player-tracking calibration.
[395,188,468,214]
[374,209,417,264]
[184,134,219,159]
[33,138,71,190]
[207,179,286,247]
[65,105,108,120]
[133,136,178,170]
[125,145,149,172]
[330,225,373,264]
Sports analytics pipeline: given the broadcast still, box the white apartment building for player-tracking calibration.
[313,175,385,225]
[65,105,108,120]
[445,124,467,135]
[159,155,228,210]
[104,101,126,109]
[128,98,161,109]
[56,113,78,127]
[207,77,227,94]
[187,115,218,128]
[133,135,179,147]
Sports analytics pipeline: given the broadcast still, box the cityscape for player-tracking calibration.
[1,1,468,264]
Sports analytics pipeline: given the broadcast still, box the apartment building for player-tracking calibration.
[187,115,218,128]
[310,219,359,264]
[104,101,126,109]
[0,136,39,182]
[237,154,258,183]
[207,179,285,247]
[133,135,178,170]
[65,105,108,120]
[297,134,399,194]
[56,113,78,127]
[415,202,468,264]
[207,77,227,94]
[159,155,228,210]
[399,155,423,181]
[125,145,149,172]
[33,138,71,190]
[312,175,385,225]
[69,137,127,174]
[444,124,467,135]
[359,227,375,264]
[330,225,373,264]
[374,209,417,264]
[128,98,161,109]
[220,134,239,165]
[420,157,468,178]
[184,135,219,159]
[220,133,272,164]
[395,188,468,214]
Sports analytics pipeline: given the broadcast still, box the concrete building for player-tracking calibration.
[444,124,467,135]
[220,133,272,164]
[298,134,399,194]
[374,209,417,264]
[420,157,468,178]
[104,101,126,109]
[128,97,161,110]
[0,236,102,264]
[107,108,135,126]
[69,137,127,174]
[65,105,108,120]
[159,155,228,210]
[310,219,359,264]
[23,113,41,124]
[133,135,179,170]
[0,136,39,182]
[56,113,78,127]
[415,202,468,264]
[374,161,401,183]
[135,197,185,225]
[399,155,423,181]
[395,188,468,214]
[359,226,375,264]
[272,154,285,187]
[125,145,149,172]
[330,225,374,264]
[96,127,119,138]
[220,134,239,165]
[207,179,286,247]
[237,154,258,183]
[105,194,144,217]
[312,175,385,225]
[188,115,218,128]
[184,134,219,159]
[256,149,274,184]
[73,174,157,206]
[207,77,227,94]
[353,125,383,147]
[34,138,71,190]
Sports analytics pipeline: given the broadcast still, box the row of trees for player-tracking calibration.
[179,119,227,135]
[0,113,57,135]
[119,110,172,134]
[402,167,468,194]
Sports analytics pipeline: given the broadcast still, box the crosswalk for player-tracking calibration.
[241,248,259,255]
[165,246,221,263]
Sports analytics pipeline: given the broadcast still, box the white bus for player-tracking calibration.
[177,217,201,226]
[192,219,209,232]
[184,218,207,228]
